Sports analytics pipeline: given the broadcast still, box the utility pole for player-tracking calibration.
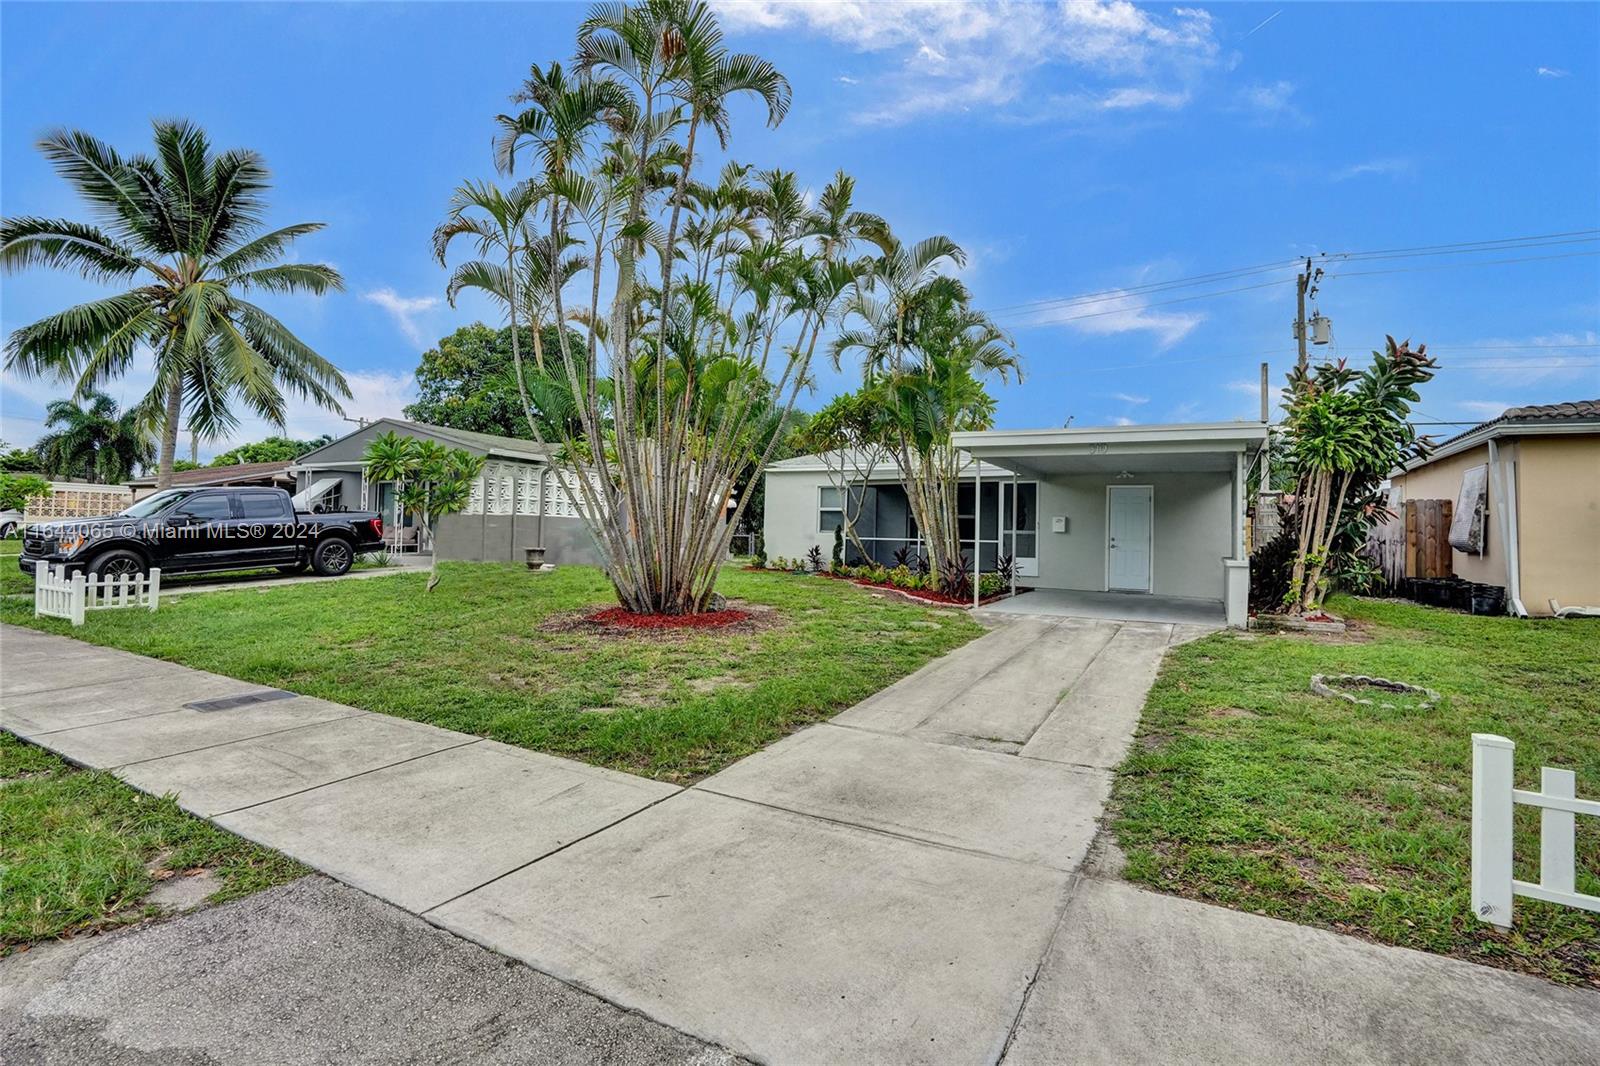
[1293,257,1325,372]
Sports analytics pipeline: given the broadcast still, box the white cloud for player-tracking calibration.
[1536,66,1569,78]
[714,0,1219,126]
[1458,400,1510,418]
[836,74,859,85]
[363,288,440,348]
[1233,79,1304,124]
[1099,87,1190,110]
[1110,392,1150,405]
[1330,157,1415,182]
[1111,416,1136,426]
[1029,289,1205,347]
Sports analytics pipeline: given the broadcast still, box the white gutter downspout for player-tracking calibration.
[1487,438,1527,617]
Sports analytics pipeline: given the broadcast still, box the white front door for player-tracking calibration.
[1107,485,1153,592]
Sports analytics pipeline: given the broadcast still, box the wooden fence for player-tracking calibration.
[34,564,162,626]
[1365,498,1453,586]
[1472,733,1600,929]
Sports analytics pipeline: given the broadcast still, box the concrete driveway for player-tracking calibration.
[4,617,1596,1064]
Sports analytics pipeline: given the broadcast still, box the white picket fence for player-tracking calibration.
[1471,733,1600,929]
[34,564,162,626]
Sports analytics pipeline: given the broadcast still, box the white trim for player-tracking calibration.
[1105,484,1154,593]
[956,421,1268,451]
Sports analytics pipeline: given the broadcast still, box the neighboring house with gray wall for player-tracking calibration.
[762,421,1267,628]
[290,418,601,565]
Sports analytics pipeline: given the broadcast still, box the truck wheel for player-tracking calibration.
[88,549,147,581]
[311,537,354,577]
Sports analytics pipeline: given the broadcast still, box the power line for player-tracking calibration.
[1324,249,1600,281]
[981,229,1600,320]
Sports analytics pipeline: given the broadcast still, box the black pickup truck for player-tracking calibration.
[19,486,385,582]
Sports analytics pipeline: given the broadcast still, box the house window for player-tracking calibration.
[819,486,844,533]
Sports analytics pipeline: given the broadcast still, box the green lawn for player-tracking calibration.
[0,733,305,952]
[1113,595,1600,986]
[1,563,982,783]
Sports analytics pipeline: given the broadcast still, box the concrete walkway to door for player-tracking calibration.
[4,618,1595,1064]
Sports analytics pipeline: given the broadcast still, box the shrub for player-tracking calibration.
[996,554,1016,587]
[892,546,914,569]
[806,545,824,573]
[1249,530,1297,613]
[753,532,767,568]
[869,565,889,584]
[1332,550,1384,595]
[978,573,1005,599]
[888,565,915,589]
[939,553,971,600]
[831,526,844,572]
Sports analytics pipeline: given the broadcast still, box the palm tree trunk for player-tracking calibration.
[156,375,183,490]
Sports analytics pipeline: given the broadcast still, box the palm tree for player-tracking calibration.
[833,234,1020,580]
[34,390,154,482]
[2,121,350,489]
[433,178,587,438]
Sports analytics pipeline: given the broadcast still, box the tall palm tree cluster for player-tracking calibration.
[2,121,349,489]
[440,0,1019,614]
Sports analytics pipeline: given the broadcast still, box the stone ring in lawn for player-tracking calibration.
[1309,674,1440,711]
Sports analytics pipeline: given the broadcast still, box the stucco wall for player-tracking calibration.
[764,466,1233,601]
[1515,434,1600,612]
[1390,442,1507,588]
[433,512,602,566]
[762,469,835,562]
[1033,472,1232,601]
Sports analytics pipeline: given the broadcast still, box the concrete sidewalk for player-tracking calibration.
[3,618,1595,1064]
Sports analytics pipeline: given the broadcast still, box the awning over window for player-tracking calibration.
[292,477,342,510]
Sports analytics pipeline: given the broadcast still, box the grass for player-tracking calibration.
[0,562,983,783]
[0,733,306,952]
[1112,594,1600,987]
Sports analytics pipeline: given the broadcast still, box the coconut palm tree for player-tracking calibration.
[1,120,349,489]
[33,390,154,482]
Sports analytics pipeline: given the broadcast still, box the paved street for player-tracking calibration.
[3,617,1596,1064]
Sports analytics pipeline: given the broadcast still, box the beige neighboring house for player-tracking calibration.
[1390,400,1600,616]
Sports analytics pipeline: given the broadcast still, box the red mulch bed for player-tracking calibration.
[587,606,751,630]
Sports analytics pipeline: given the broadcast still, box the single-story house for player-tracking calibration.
[763,420,1269,628]
[126,460,296,501]
[1390,399,1599,616]
[290,418,601,565]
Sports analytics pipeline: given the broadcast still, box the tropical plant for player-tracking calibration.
[0,472,51,513]
[995,553,1016,588]
[1279,337,1436,613]
[361,431,485,592]
[805,544,823,572]
[33,391,153,482]
[1,120,349,489]
[833,252,1021,594]
[831,524,844,572]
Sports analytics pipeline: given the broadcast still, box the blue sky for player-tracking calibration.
[3,1,1596,458]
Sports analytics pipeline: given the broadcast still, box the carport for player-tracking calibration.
[951,421,1269,628]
